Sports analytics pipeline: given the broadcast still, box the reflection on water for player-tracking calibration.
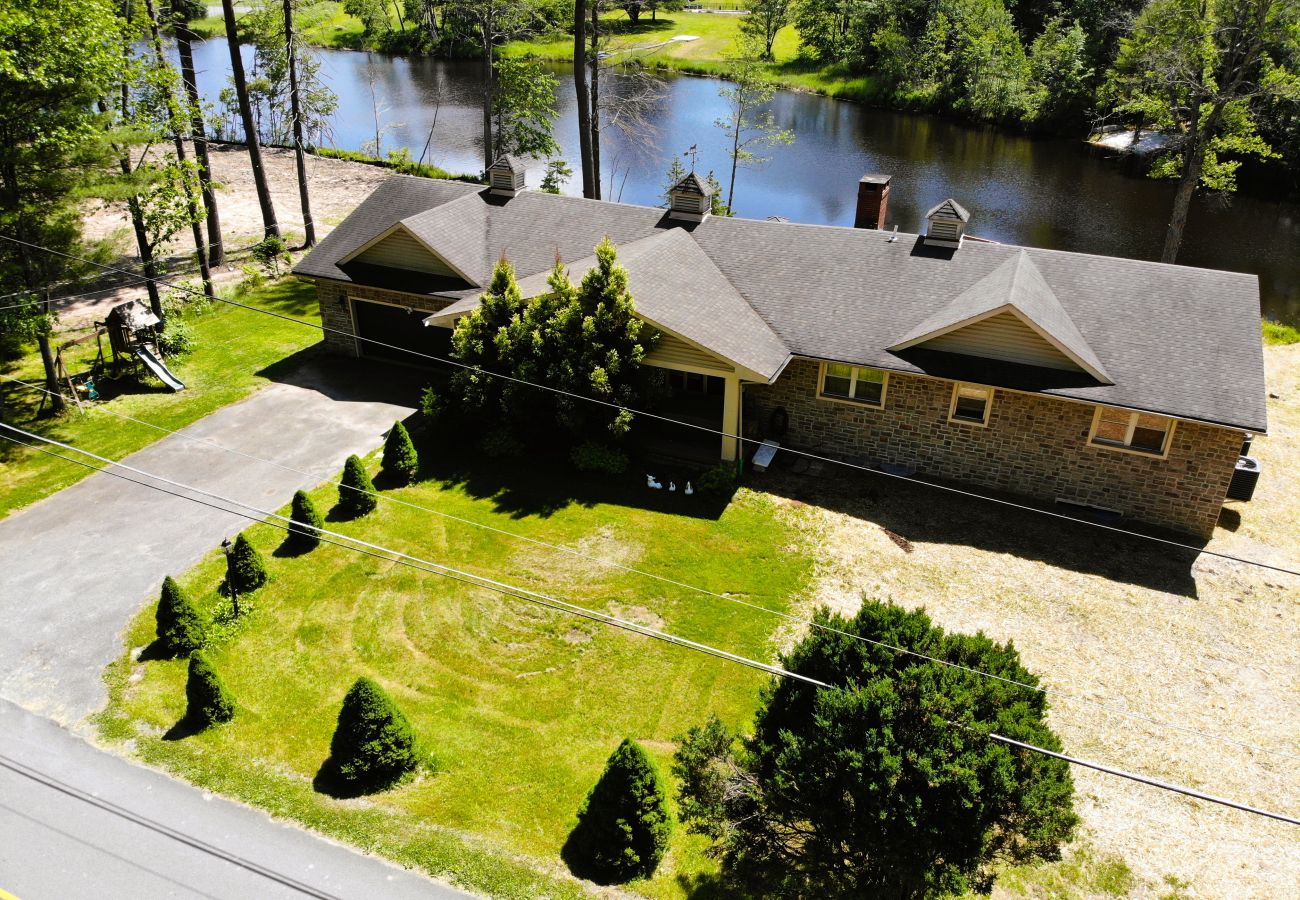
[189,42,1300,322]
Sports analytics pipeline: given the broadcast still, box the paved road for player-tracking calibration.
[0,360,417,725]
[0,698,466,900]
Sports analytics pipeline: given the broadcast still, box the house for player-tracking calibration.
[293,158,1268,540]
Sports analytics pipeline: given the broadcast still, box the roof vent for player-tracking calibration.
[924,199,970,248]
[854,173,891,230]
[488,155,526,197]
[668,171,712,223]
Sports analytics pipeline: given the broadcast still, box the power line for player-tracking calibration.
[3,231,1295,579]
[5,370,1297,766]
[0,753,344,899]
[3,424,1298,828]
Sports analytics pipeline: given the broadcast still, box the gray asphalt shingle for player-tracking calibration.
[293,176,1267,432]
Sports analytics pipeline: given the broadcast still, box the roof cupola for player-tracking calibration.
[668,172,713,223]
[924,199,970,248]
[487,155,526,197]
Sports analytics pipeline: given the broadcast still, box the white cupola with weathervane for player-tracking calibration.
[668,171,713,223]
[487,155,527,197]
[924,198,970,248]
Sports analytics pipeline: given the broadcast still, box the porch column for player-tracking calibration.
[721,376,740,461]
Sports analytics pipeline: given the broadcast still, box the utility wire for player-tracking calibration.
[3,232,1295,579]
[4,424,1298,828]
[0,753,344,899]
[5,371,1297,766]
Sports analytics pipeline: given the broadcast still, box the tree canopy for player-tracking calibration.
[444,239,657,454]
[673,600,1078,899]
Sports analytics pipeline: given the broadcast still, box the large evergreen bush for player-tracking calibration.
[227,532,267,594]
[324,677,420,793]
[564,738,673,883]
[672,601,1079,898]
[338,455,378,518]
[288,490,323,551]
[381,421,419,484]
[155,575,206,655]
[185,651,235,727]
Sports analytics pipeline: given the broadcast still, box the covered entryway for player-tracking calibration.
[352,298,452,366]
[642,330,743,462]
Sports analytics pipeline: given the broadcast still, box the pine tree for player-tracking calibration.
[228,532,267,594]
[326,677,420,793]
[339,455,378,518]
[185,651,235,727]
[565,738,673,883]
[289,490,323,550]
[155,575,206,655]
[381,421,419,485]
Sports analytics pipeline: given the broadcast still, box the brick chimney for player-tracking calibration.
[854,174,891,230]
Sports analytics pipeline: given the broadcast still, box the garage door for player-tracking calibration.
[352,299,453,366]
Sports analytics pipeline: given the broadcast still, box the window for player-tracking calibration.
[1089,406,1174,456]
[819,363,887,407]
[948,383,993,425]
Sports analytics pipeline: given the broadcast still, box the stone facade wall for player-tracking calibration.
[746,358,1242,539]
[312,279,453,356]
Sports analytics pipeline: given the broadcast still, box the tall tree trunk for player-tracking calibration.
[176,20,225,267]
[126,192,165,322]
[100,93,166,323]
[727,108,741,215]
[221,0,280,239]
[1161,103,1221,265]
[144,0,214,300]
[480,23,495,171]
[2,164,64,413]
[284,0,316,247]
[590,3,601,200]
[574,0,595,198]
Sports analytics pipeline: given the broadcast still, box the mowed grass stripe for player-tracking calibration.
[102,456,811,898]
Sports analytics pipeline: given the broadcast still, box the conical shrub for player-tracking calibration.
[227,532,267,594]
[381,421,419,485]
[185,651,235,728]
[564,738,673,882]
[339,455,378,519]
[155,576,206,656]
[326,677,419,793]
[288,490,323,551]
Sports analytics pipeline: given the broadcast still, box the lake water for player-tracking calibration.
[188,41,1300,322]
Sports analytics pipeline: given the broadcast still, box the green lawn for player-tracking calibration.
[97,451,813,898]
[501,13,878,101]
[0,278,320,518]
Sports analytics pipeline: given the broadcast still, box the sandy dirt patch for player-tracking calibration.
[64,144,391,327]
[759,345,1298,897]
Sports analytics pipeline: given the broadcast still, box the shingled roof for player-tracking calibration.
[294,176,1267,432]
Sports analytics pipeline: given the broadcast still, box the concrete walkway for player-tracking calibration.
[0,360,416,725]
[0,698,466,899]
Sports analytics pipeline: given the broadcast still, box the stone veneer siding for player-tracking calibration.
[745,358,1243,539]
[313,279,453,356]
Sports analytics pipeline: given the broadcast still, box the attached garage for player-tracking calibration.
[351,298,453,367]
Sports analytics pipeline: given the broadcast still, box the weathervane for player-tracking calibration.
[684,144,699,172]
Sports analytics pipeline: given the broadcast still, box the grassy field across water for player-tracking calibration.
[97,448,813,898]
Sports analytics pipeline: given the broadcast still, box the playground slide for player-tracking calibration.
[137,344,186,392]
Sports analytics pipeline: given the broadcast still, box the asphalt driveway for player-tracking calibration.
[0,360,418,726]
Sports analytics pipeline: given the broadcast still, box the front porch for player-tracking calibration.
[638,366,742,465]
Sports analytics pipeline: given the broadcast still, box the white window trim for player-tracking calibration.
[948,382,993,427]
[816,361,888,409]
[1087,406,1176,459]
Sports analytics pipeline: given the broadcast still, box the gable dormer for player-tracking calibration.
[924,198,970,248]
[488,155,526,197]
[890,251,1112,382]
[668,172,713,223]
[339,222,476,284]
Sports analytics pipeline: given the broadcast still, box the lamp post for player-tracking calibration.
[221,537,239,617]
